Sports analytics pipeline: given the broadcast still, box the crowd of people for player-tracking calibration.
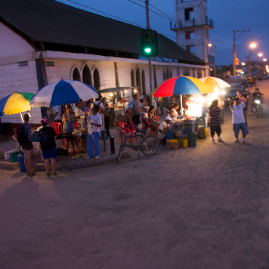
[17,86,263,177]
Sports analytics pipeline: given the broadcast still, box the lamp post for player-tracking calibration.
[248,43,257,76]
[257,53,263,77]
[208,43,216,77]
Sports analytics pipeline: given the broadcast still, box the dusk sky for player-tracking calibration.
[58,0,269,65]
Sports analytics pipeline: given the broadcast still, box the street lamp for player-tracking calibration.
[208,43,216,77]
[263,58,267,62]
[242,62,246,66]
[248,42,257,76]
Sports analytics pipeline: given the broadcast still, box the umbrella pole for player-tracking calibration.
[180,95,183,115]
[20,112,23,123]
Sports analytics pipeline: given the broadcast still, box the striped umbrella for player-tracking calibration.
[199,77,231,88]
[0,92,34,115]
[153,76,214,97]
[30,80,99,108]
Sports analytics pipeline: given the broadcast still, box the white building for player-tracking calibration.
[172,0,213,63]
[0,0,208,124]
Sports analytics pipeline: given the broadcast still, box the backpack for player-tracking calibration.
[38,127,54,149]
[16,124,28,145]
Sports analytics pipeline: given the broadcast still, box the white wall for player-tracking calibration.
[0,22,34,58]
[0,60,41,123]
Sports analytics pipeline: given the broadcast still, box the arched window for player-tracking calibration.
[197,70,202,78]
[141,70,146,94]
[170,70,172,78]
[72,68,81,81]
[166,69,169,79]
[93,68,100,91]
[163,70,166,81]
[136,68,141,94]
[82,65,92,86]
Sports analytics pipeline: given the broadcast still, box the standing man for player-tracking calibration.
[143,93,151,106]
[237,90,248,126]
[53,105,62,123]
[230,98,249,144]
[129,94,143,128]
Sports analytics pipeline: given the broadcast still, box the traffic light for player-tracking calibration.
[141,29,158,57]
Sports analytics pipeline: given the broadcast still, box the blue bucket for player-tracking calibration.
[17,154,26,172]
[166,130,173,140]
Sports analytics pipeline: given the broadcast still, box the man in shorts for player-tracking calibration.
[230,98,249,144]
[129,94,142,128]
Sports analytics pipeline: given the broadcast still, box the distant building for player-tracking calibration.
[172,0,213,63]
[0,0,208,123]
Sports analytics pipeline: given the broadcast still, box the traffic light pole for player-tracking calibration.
[145,0,153,105]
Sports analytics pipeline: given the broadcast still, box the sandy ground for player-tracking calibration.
[1,81,269,269]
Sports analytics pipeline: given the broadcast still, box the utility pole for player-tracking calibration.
[145,0,153,105]
[233,30,250,79]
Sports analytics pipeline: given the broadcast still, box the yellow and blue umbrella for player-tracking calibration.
[0,92,34,115]
[153,76,214,97]
[199,76,231,88]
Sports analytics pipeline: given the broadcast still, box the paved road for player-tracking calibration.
[1,81,269,269]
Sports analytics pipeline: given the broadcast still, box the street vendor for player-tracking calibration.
[157,116,172,144]
[170,103,179,121]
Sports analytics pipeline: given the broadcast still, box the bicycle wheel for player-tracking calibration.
[117,140,125,163]
[140,135,159,156]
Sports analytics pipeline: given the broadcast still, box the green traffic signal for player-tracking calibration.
[144,47,152,53]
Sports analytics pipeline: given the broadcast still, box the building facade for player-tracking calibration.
[0,0,208,124]
[172,0,213,63]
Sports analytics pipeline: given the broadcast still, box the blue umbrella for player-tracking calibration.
[30,80,99,108]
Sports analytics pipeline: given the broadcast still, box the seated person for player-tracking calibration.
[148,105,159,134]
[170,103,179,121]
[140,106,149,127]
[122,108,133,125]
[251,87,263,111]
[157,116,172,144]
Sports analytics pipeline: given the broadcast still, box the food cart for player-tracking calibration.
[98,87,138,123]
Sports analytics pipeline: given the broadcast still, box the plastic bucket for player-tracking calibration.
[167,139,179,150]
[205,128,209,136]
[188,133,197,147]
[166,130,173,140]
[17,154,26,172]
[183,138,188,148]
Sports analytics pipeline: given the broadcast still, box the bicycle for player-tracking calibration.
[117,130,159,163]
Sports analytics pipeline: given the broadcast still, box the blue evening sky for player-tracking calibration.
[58,0,269,65]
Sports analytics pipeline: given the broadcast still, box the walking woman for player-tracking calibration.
[209,100,224,144]
[21,113,36,177]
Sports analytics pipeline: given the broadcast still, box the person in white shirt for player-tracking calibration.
[86,104,102,159]
[75,102,86,129]
[140,106,149,127]
[157,116,172,144]
[230,98,249,144]
[53,105,62,122]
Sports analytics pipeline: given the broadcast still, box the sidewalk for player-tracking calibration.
[0,113,212,172]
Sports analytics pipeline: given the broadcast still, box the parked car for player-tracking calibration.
[261,73,268,80]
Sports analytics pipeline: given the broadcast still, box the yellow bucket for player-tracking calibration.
[205,128,209,136]
[183,138,188,148]
[167,139,180,150]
